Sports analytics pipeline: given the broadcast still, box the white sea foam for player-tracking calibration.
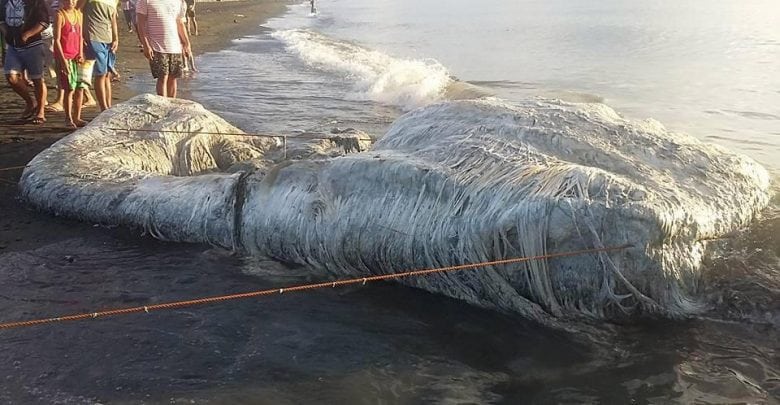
[272,29,452,110]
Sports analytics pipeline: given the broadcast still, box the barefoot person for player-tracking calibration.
[184,0,195,36]
[136,0,190,98]
[119,0,132,32]
[78,0,116,111]
[53,0,86,127]
[0,0,50,124]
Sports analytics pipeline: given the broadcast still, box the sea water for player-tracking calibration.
[184,0,780,174]
[16,0,774,403]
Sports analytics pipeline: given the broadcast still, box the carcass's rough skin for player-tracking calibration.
[20,94,772,325]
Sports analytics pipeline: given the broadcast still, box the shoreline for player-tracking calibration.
[0,0,292,253]
[114,0,291,92]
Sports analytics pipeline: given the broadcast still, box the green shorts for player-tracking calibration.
[57,59,92,91]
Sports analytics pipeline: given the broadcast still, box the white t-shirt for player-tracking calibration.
[136,0,185,54]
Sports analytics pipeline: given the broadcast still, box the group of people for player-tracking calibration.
[0,0,197,128]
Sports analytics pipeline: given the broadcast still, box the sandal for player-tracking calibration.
[30,116,46,125]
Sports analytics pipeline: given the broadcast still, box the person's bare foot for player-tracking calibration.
[74,119,88,127]
[82,98,97,108]
[109,66,121,81]
[45,102,64,112]
[66,120,78,129]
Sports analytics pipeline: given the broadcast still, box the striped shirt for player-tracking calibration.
[136,0,184,54]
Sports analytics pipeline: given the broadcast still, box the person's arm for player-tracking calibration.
[52,11,68,71]
[21,0,49,43]
[78,12,84,61]
[176,18,190,57]
[176,0,189,56]
[110,7,118,51]
[135,0,152,59]
[21,23,47,42]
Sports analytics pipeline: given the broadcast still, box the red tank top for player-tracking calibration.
[59,10,82,60]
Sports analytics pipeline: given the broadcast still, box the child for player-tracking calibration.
[184,0,196,36]
[183,41,197,74]
[52,0,86,127]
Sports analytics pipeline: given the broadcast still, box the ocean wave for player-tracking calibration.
[271,29,453,110]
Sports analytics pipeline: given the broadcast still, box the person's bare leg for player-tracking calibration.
[94,75,105,110]
[192,18,198,36]
[105,73,112,108]
[63,88,75,127]
[94,74,109,110]
[83,88,97,106]
[32,78,47,121]
[134,24,142,44]
[156,75,167,97]
[6,74,35,118]
[188,54,198,72]
[73,88,86,126]
[47,87,65,111]
[166,76,177,98]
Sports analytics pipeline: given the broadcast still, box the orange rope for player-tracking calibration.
[0,244,632,330]
[106,127,373,142]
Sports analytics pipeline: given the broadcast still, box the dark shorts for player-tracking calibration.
[186,5,195,18]
[4,44,45,79]
[85,41,116,76]
[150,52,183,79]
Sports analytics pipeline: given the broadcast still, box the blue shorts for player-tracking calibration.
[85,41,116,76]
[4,44,46,79]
